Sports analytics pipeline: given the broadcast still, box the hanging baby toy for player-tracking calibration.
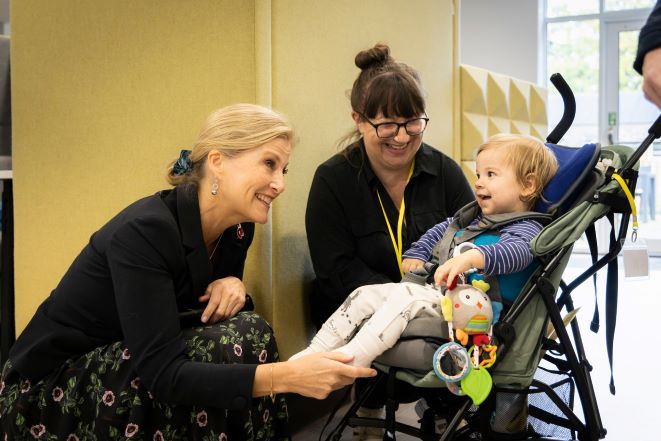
[432,244,499,405]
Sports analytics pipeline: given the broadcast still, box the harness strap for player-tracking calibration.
[431,220,460,265]
[429,203,474,262]
[605,212,618,395]
[584,224,600,333]
[431,201,552,266]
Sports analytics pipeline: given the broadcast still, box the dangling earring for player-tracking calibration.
[211,178,218,196]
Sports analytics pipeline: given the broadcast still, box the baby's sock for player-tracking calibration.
[289,321,345,360]
[336,327,388,367]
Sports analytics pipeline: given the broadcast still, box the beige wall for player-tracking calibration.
[459,0,540,85]
[11,0,257,329]
[270,0,457,356]
[11,1,459,358]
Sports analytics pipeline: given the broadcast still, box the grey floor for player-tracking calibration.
[289,388,421,441]
[291,253,661,441]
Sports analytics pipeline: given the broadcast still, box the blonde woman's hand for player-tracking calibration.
[401,258,425,273]
[198,277,246,323]
[274,352,377,399]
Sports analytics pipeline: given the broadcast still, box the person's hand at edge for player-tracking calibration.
[401,258,425,273]
[253,352,377,400]
[642,47,661,109]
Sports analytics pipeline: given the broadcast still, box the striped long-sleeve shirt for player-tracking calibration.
[402,217,544,276]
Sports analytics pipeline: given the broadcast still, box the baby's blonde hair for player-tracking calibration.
[477,134,558,208]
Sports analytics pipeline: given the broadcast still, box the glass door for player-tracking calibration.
[604,19,661,255]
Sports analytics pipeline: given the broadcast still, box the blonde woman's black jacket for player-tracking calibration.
[8,185,257,409]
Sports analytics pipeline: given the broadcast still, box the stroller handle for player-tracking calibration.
[546,73,576,145]
[649,113,661,139]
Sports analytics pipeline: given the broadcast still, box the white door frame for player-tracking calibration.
[601,17,646,146]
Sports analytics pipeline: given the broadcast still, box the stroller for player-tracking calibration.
[321,74,661,441]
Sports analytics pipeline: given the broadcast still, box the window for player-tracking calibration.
[544,0,661,256]
[605,0,657,11]
[543,0,655,147]
[546,18,600,145]
[547,0,599,18]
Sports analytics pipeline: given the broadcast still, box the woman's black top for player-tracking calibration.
[9,185,258,409]
[305,140,474,326]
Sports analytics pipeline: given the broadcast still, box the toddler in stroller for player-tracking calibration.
[318,74,661,441]
[291,133,558,372]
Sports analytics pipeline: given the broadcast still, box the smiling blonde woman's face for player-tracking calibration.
[216,137,291,224]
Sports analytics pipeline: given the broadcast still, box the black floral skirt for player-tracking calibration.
[0,312,290,441]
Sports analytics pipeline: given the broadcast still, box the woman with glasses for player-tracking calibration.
[304,43,473,440]
[306,43,473,329]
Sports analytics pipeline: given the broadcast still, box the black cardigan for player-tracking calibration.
[305,141,474,326]
[9,185,258,409]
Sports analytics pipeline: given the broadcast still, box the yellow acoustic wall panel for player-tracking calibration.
[462,112,488,161]
[510,78,531,128]
[530,85,549,140]
[461,66,489,114]
[487,73,510,136]
[11,1,257,331]
[10,1,459,359]
[487,74,509,119]
[459,65,547,183]
[270,0,457,357]
[460,65,488,162]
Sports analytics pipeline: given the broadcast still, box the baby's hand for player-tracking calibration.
[434,250,483,287]
[401,258,425,273]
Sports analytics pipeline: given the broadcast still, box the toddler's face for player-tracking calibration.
[474,147,533,215]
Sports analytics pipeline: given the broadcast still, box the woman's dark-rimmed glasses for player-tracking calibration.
[358,112,429,139]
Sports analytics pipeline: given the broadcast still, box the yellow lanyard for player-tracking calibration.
[612,171,639,240]
[377,160,415,277]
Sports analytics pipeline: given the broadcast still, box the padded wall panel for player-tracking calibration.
[11,1,257,331]
[530,85,548,139]
[487,73,509,119]
[510,79,531,122]
[459,65,547,183]
[271,0,457,357]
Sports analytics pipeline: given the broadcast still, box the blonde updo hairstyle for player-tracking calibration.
[476,134,559,209]
[166,103,294,187]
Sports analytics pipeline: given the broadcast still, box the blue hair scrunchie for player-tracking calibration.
[172,149,193,176]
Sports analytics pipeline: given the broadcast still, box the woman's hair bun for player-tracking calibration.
[355,43,393,70]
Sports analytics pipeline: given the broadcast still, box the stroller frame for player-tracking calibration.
[322,74,661,441]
